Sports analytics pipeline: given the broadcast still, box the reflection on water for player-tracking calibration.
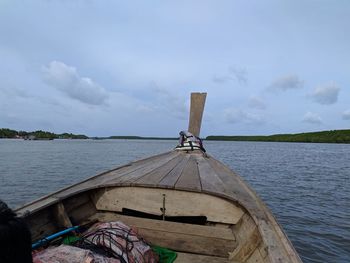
[0,139,349,262]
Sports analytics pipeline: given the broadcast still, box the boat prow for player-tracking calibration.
[15,93,302,262]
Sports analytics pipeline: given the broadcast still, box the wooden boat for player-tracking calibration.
[16,93,302,263]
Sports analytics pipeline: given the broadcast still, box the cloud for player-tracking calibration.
[302,112,322,124]
[1,86,32,99]
[213,66,247,85]
[342,110,350,120]
[228,66,247,85]
[150,82,188,120]
[310,83,340,105]
[212,75,231,84]
[268,75,303,91]
[42,61,108,105]
[224,108,264,125]
[248,96,266,110]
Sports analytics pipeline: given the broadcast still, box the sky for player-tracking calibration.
[0,0,349,137]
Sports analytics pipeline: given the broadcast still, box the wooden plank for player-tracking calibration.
[16,196,59,216]
[96,151,178,185]
[90,212,237,257]
[63,193,91,213]
[30,221,58,242]
[195,155,226,193]
[158,153,190,187]
[231,227,261,262]
[138,229,233,257]
[116,152,181,184]
[188,92,207,137]
[25,210,58,241]
[205,156,262,215]
[92,187,244,224]
[52,202,72,229]
[68,201,96,224]
[246,248,265,263]
[51,151,178,199]
[92,213,235,240]
[175,252,234,263]
[230,213,262,262]
[175,155,202,191]
[135,154,184,185]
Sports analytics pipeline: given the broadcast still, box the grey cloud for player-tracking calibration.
[1,86,33,99]
[224,108,264,125]
[229,66,247,85]
[310,83,340,105]
[43,61,108,105]
[342,110,350,120]
[1,86,63,107]
[302,112,322,124]
[213,66,247,85]
[212,75,231,84]
[151,83,188,120]
[248,96,266,110]
[268,75,303,91]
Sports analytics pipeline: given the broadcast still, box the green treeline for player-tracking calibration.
[0,128,88,140]
[3,127,350,143]
[206,129,350,144]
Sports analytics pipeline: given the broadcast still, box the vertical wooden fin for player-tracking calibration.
[188,92,207,137]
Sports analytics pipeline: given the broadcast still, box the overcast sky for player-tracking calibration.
[0,0,349,137]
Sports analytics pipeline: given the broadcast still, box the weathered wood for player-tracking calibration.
[175,155,201,191]
[158,153,190,187]
[91,212,235,241]
[25,210,57,241]
[21,152,178,202]
[135,154,184,185]
[68,201,96,223]
[92,187,244,224]
[175,252,235,263]
[232,227,261,261]
[16,196,59,216]
[90,212,237,257]
[15,145,301,262]
[246,248,266,263]
[205,155,301,263]
[117,152,180,184]
[92,152,177,185]
[52,202,72,229]
[63,193,91,213]
[230,213,262,261]
[195,154,226,193]
[188,92,207,137]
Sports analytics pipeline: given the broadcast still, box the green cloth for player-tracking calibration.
[62,235,80,245]
[152,245,177,263]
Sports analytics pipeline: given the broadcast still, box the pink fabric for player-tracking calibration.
[32,244,119,263]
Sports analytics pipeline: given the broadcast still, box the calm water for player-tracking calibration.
[0,139,349,262]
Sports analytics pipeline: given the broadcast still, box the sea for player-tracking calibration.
[0,139,349,262]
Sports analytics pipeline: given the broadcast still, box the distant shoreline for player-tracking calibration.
[206,129,350,144]
[1,128,350,143]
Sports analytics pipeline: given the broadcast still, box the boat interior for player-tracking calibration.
[23,186,270,263]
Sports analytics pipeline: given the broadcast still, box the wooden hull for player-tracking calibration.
[16,150,302,262]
